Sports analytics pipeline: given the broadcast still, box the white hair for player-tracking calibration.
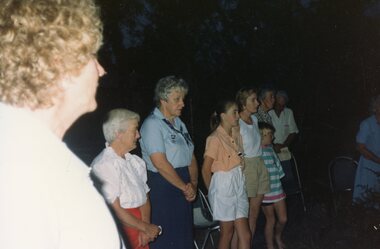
[102,108,140,143]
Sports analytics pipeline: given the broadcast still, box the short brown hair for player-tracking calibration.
[235,87,258,113]
[0,0,103,109]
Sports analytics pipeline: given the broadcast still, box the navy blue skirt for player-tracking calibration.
[148,167,193,249]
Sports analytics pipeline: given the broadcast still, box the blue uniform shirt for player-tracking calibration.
[356,115,380,169]
[140,107,194,172]
[353,114,380,203]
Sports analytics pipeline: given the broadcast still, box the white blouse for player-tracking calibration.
[91,147,150,209]
[239,115,262,158]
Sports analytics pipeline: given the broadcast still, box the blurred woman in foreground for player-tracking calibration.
[0,1,121,248]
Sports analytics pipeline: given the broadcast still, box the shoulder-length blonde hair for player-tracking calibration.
[0,0,103,109]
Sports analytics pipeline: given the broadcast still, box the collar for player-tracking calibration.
[153,107,165,119]
[153,107,180,127]
[216,125,231,138]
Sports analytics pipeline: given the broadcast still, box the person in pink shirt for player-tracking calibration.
[202,99,251,249]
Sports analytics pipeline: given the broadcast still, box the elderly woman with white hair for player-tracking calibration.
[255,86,276,125]
[353,95,380,206]
[139,76,198,249]
[92,109,161,249]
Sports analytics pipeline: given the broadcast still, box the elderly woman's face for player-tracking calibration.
[118,119,140,152]
[160,89,185,119]
[262,91,275,110]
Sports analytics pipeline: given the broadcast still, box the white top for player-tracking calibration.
[92,147,150,209]
[239,115,262,158]
[0,104,122,249]
[268,107,299,144]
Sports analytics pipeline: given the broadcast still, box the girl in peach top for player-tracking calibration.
[202,99,251,249]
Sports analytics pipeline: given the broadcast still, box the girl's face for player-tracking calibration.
[222,103,240,127]
[261,128,274,146]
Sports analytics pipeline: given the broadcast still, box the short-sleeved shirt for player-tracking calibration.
[91,147,150,209]
[140,107,194,172]
[268,107,299,144]
[261,145,285,203]
[353,115,380,202]
[239,115,262,158]
[356,115,380,156]
[355,115,380,172]
[204,126,243,172]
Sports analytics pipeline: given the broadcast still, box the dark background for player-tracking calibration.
[64,0,380,191]
[62,1,380,247]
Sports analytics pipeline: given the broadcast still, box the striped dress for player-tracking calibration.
[261,145,286,203]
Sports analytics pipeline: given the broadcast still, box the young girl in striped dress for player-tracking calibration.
[258,122,287,249]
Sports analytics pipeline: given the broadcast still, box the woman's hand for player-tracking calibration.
[142,223,161,241]
[138,232,151,247]
[183,183,196,202]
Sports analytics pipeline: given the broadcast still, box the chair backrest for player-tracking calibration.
[193,189,215,227]
[328,156,358,192]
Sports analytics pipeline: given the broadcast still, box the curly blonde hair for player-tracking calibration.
[0,0,103,109]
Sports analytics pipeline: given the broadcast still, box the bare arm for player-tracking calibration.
[283,132,297,147]
[150,152,196,201]
[138,196,153,246]
[274,133,297,153]
[139,195,151,224]
[202,156,214,190]
[150,152,188,191]
[111,198,160,239]
[357,143,380,164]
[189,154,198,187]
[184,154,198,201]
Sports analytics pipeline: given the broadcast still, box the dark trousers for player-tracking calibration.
[148,167,193,249]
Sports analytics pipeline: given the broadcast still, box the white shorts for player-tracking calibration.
[208,166,249,221]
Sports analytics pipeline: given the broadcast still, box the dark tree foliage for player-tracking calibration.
[61,3,380,247]
[94,0,380,158]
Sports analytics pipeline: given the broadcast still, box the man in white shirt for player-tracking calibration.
[269,90,299,159]
[0,1,123,248]
[268,90,299,190]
